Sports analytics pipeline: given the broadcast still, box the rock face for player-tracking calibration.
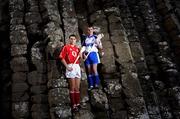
[0,0,180,119]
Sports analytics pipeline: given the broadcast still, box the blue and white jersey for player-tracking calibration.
[82,34,98,53]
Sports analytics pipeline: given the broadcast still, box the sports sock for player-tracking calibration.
[93,74,100,86]
[75,91,80,105]
[70,91,75,107]
[87,74,93,88]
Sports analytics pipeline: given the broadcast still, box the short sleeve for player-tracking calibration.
[81,34,86,46]
[94,35,97,39]
[59,46,67,59]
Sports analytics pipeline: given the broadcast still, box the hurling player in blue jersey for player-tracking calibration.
[82,25,104,90]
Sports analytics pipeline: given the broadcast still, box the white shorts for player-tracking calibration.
[65,64,81,79]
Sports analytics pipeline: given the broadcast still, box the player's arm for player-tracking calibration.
[59,46,72,71]
[95,33,104,49]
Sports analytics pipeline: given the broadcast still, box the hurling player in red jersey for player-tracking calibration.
[59,34,81,112]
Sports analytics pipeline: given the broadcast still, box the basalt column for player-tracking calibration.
[119,1,162,119]
[0,0,11,118]
[39,0,70,118]
[9,0,30,118]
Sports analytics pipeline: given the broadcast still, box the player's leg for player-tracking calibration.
[91,52,100,88]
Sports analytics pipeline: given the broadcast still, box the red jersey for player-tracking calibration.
[59,44,80,64]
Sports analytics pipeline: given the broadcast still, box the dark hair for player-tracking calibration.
[69,34,76,38]
[87,23,93,28]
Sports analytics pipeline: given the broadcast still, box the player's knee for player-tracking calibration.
[74,87,79,92]
[70,86,75,91]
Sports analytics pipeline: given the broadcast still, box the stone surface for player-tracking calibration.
[0,0,180,119]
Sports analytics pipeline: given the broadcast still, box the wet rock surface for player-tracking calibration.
[0,0,180,119]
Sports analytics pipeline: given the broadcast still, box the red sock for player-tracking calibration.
[70,91,75,107]
[75,91,80,105]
